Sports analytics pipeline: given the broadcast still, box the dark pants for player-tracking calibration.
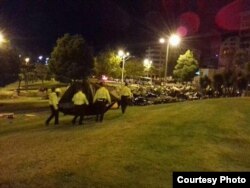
[95,99,107,122]
[121,96,129,114]
[46,105,59,125]
[72,105,86,125]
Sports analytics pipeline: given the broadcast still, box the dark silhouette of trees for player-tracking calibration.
[0,48,20,87]
[49,34,94,82]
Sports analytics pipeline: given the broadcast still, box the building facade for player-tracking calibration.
[218,11,250,74]
[145,45,165,78]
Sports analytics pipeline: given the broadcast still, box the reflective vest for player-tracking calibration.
[121,86,132,97]
[72,91,89,105]
[48,92,58,109]
[93,87,111,103]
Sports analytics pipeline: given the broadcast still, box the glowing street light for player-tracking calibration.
[159,34,181,81]
[45,57,49,65]
[144,58,152,77]
[0,32,7,47]
[38,56,43,60]
[0,33,5,45]
[159,38,165,44]
[169,34,181,46]
[118,50,130,84]
[25,57,30,65]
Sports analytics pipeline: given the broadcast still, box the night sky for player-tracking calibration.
[0,0,235,57]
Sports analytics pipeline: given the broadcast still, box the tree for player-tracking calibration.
[35,63,49,85]
[94,49,122,79]
[247,61,250,82]
[49,34,94,82]
[223,70,236,88]
[19,61,35,90]
[173,50,198,82]
[213,73,224,94]
[200,75,211,90]
[0,48,20,87]
[236,72,247,94]
[17,73,24,93]
[234,49,249,71]
[125,58,144,78]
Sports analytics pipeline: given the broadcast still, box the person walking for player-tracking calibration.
[45,87,59,125]
[120,82,133,114]
[93,82,111,122]
[72,88,89,125]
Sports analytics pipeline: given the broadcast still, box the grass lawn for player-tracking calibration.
[0,97,48,113]
[0,98,250,187]
[1,80,67,91]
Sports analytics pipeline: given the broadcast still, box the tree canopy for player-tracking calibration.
[35,63,50,84]
[0,47,20,87]
[95,49,145,80]
[173,50,198,82]
[49,34,94,82]
[94,49,122,79]
[125,58,144,78]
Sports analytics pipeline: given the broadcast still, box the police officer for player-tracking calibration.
[72,87,89,125]
[45,87,59,125]
[55,88,62,97]
[120,82,133,114]
[93,82,111,122]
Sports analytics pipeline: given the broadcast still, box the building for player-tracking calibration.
[218,37,250,73]
[218,36,240,70]
[218,10,250,74]
[145,45,165,78]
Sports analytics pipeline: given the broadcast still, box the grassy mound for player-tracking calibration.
[0,98,250,187]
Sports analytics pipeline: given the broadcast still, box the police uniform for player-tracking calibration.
[93,86,111,122]
[72,90,89,125]
[120,84,133,114]
[46,88,59,125]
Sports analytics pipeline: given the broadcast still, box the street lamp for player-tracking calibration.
[118,50,130,84]
[0,33,4,44]
[45,57,49,65]
[159,34,181,81]
[143,58,152,77]
[0,32,7,48]
[25,57,30,65]
[38,56,43,60]
[0,33,5,45]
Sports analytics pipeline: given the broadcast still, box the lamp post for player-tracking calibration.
[0,32,7,48]
[0,33,5,44]
[25,57,30,65]
[143,58,152,77]
[118,50,130,84]
[45,57,49,65]
[159,34,181,81]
